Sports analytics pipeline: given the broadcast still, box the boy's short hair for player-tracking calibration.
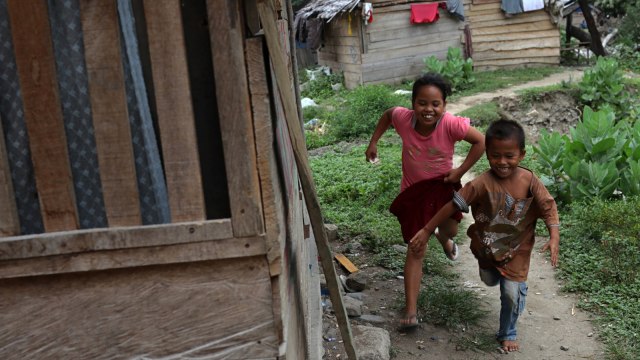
[485,119,526,151]
[412,73,452,103]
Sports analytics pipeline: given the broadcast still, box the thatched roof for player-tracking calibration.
[295,0,360,23]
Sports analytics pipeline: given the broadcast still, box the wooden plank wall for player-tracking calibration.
[317,13,364,89]
[467,0,560,69]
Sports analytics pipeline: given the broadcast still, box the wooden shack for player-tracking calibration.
[0,0,323,358]
[296,0,561,88]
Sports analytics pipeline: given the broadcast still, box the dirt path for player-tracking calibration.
[446,69,585,116]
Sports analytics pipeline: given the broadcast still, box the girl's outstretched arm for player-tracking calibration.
[365,107,395,162]
[445,126,485,184]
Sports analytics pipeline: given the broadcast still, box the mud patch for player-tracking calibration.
[495,91,582,142]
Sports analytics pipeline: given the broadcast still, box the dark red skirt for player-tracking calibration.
[389,177,462,243]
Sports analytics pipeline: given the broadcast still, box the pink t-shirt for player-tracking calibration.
[391,107,470,191]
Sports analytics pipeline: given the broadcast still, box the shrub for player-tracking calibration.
[424,47,475,92]
[534,106,640,203]
[331,85,409,141]
[300,70,344,101]
[578,57,639,119]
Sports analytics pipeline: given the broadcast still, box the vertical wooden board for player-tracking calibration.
[79,0,141,227]
[7,0,78,232]
[0,257,278,359]
[0,116,19,236]
[206,0,264,237]
[142,0,205,223]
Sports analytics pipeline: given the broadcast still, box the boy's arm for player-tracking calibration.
[365,107,395,162]
[541,225,560,267]
[445,126,485,183]
[408,201,458,254]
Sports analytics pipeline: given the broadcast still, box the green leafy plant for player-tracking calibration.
[534,106,640,202]
[424,47,475,92]
[300,70,344,100]
[578,57,632,117]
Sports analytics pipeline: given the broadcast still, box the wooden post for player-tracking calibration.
[0,115,19,237]
[7,0,79,232]
[79,0,142,227]
[142,0,206,223]
[256,1,359,358]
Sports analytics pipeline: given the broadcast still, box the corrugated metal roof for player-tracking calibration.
[295,0,360,23]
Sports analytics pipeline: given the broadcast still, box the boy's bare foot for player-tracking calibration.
[500,340,519,352]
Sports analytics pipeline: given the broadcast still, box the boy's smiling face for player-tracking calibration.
[486,137,525,179]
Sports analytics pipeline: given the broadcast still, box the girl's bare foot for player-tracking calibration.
[398,313,419,331]
[500,340,519,352]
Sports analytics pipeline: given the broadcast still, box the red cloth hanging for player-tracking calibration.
[410,3,440,24]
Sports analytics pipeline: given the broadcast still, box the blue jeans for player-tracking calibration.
[479,267,528,341]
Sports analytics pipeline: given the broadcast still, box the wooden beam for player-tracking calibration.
[79,0,141,227]
[0,116,19,237]
[206,0,264,237]
[142,0,206,223]
[0,219,233,261]
[256,1,358,359]
[7,0,78,232]
[0,235,266,279]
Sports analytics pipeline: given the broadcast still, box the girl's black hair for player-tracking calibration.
[412,73,452,103]
[485,119,526,151]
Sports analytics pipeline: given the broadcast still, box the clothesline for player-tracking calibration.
[373,0,446,8]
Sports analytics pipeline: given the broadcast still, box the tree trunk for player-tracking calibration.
[577,0,606,56]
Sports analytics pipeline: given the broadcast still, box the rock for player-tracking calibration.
[560,345,570,351]
[539,345,547,351]
[346,292,365,301]
[392,244,408,254]
[324,223,338,241]
[358,314,386,324]
[331,83,343,91]
[346,272,368,292]
[301,97,317,108]
[344,296,363,317]
[353,325,391,360]
[553,315,561,320]
[587,332,594,337]
[323,327,338,342]
[339,275,356,293]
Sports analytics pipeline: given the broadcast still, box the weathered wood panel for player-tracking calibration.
[143,0,206,223]
[0,235,266,279]
[473,29,560,43]
[474,57,560,69]
[471,11,550,28]
[0,257,278,359]
[0,219,233,261]
[471,21,555,35]
[367,19,460,42]
[245,37,281,275]
[7,0,78,232]
[367,28,461,51]
[0,116,19,237]
[207,0,264,237]
[473,36,560,52]
[362,37,460,62]
[80,0,141,227]
[474,47,560,60]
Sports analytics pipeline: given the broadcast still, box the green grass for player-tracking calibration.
[558,197,640,359]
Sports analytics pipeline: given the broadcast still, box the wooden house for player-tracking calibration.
[296,0,561,89]
[0,0,326,358]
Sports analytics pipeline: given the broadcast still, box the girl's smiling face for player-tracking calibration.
[412,84,446,134]
[486,137,526,179]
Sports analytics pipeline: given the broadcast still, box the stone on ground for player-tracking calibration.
[353,325,391,360]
